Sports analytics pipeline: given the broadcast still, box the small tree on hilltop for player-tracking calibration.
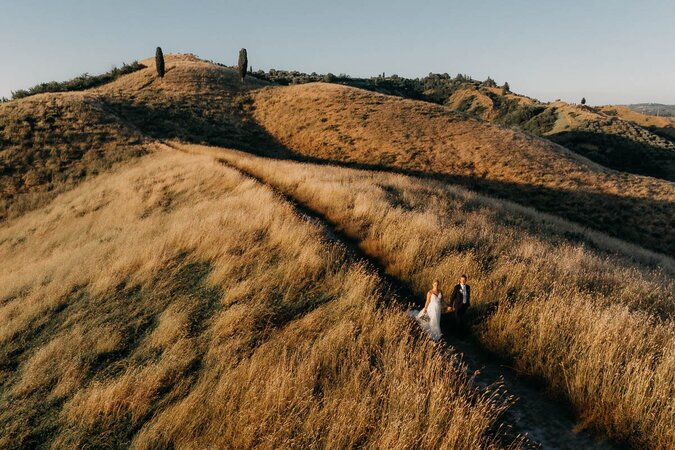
[502,82,510,95]
[238,48,248,82]
[155,47,165,78]
[482,76,497,87]
[581,97,586,105]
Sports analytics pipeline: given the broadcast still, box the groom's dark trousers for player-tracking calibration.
[444,284,470,336]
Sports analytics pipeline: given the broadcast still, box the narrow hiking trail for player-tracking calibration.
[173,144,624,449]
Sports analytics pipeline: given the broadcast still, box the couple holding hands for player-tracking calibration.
[408,275,471,341]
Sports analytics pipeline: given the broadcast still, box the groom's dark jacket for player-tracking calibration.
[449,284,470,313]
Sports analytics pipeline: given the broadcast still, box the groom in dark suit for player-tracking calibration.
[445,274,470,333]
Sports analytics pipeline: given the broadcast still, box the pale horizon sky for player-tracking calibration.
[1,0,674,105]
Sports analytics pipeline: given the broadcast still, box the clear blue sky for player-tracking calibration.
[1,0,673,105]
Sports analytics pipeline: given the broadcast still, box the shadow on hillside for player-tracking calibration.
[99,96,292,157]
[95,93,674,259]
[549,130,675,182]
[268,153,675,260]
[648,126,675,144]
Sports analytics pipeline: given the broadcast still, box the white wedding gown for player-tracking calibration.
[408,292,443,341]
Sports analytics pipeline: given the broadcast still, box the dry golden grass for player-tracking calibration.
[3,53,673,448]
[0,148,514,449]
[204,144,675,449]
[0,54,279,223]
[248,82,675,255]
[5,54,673,252]
[0,92,147,220]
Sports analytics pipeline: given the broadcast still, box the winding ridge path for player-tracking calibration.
[177,143,624,450]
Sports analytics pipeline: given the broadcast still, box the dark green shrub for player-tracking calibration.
[482,77,497,87]
[522,107,559,134]
[11,61,146,100]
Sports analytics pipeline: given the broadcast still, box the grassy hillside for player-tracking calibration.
[202,144,674,449]
[0,148,513,449]
[5,55,672,255]
[445,87,675,181]
[600,105,675,141]
[2,53,674,448]
[252,69,675,181]
[96,54,284,153]
[247,82,675,257]
[0,54,288,222]
[0,92,147,220]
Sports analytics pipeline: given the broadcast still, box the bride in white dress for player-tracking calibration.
[408,279,444,341]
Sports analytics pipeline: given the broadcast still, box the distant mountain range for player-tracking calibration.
[628,103,675,117]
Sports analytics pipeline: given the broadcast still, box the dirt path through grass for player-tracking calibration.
[195,148,624,450]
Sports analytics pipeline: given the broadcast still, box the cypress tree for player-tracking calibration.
[155,47,165,78]
[238,48,248,81]
[502,82,510,95]
[581,97,586,105]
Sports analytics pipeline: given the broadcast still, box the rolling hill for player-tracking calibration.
[1,148,513,448]
[599,104,675,140]
[252,70,675,182]
[444,86,675,181]
[247,82,675,256]
[3,55,673,257]
[1,53,674,449]
[0,54,286,221]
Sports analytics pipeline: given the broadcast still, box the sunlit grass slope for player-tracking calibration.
[0,54,281,223]
[0,92,146,220]
[204,144,675,449]
[0,148,513,449]
[248,83,675,256]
